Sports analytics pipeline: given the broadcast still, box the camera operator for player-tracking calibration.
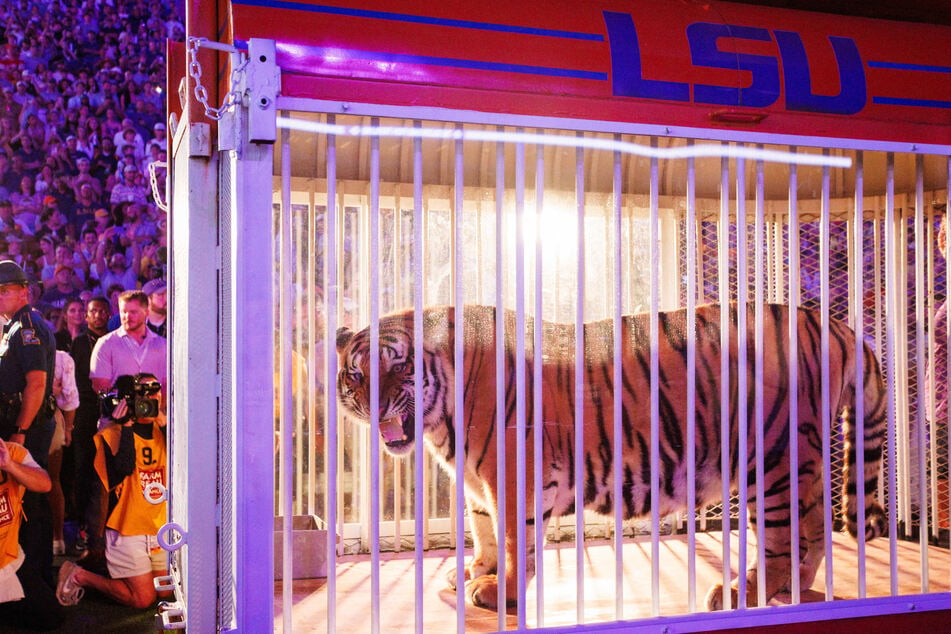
[0,261,57,589]
[82,289,166,570]
[56,373,167,609]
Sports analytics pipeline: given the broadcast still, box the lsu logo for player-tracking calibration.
[604,11,866,115]
[0,491,12,527]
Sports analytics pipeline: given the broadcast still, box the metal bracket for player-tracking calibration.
[154,565,187,630]
[245,39,280,144]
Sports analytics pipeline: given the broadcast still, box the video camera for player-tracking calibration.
[100,373,162,423]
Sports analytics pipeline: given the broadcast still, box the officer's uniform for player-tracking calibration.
[0,303,56,464]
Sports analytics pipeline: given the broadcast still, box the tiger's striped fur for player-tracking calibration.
[336,303,887,611]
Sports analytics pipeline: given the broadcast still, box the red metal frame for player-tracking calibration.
[228,0,951,145]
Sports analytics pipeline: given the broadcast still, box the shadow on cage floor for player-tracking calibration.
[274,531,951,632]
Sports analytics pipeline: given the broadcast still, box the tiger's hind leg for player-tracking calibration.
[445,500,498,591]
[796,478,825,590]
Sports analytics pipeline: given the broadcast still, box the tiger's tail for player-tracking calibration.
[841,339,888,541]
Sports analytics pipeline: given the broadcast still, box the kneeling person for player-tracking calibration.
[57,374,167,609]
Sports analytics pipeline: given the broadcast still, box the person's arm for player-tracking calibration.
[100,401,136,488]
[0,438,51,493]
[9,369,48,445]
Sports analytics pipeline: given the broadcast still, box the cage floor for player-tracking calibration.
[273,531,951,632]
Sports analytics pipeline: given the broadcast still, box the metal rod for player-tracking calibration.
[494,131,507,632]
[533,132,546,628]
[325,114,339,634]
[787,148,801,604]
[820,154,833,602]
[718,150,732,611]
[453,125,466,634]
[413,121,425,634]
[613,141,625,620]
[685,146,698,613]
[574,136,586,624]
[368,120,382,634]
[853,151,867,598]
[649,139,661,617]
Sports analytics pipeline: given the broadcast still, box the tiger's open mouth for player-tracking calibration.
[379,414,415,454]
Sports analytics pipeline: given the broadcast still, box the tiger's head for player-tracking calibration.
[336,320,425,456]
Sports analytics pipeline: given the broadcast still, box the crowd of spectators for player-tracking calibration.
[0,0,180,624]
[0,0,181,330]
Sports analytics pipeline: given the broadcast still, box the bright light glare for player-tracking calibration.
[277,116,853,168]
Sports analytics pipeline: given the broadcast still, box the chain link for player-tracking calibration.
[187,37,250,121]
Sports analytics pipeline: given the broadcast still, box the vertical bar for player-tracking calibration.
[852,151,867,598]
[735,157,749,609]
[612,141,624,620]
[946,156,951,591]
[819,153,833,602]
[279,123,294,634]
[914,154,929,590]
[392,189,403,553]
[533,134,546,628]
[574,136,586,625]
[884,152,900,595]
[494,132,507,632]
[787,149,801,604]
[368,121,382,634]
[717,150,732,611]
[685,146,698,613]
[514,136,528,629]
[413,122,425,634]
[325,115,339,634]
[753,156,767,608]
[306,186,317,518]
[649,140,661,617]
[453,126,466,634]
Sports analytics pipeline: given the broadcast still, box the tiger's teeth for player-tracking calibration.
[380,417,407,443]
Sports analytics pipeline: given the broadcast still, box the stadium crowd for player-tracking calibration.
[0,0,181,627]
[0,0,179,320]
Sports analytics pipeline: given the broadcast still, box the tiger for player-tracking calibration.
[336,303,887,611]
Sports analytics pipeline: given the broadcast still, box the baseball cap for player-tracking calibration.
[0,260,28,286]
[43,195,56,206]
[153,122,165,131]
[142,278,166,296]
[94,208,109,218]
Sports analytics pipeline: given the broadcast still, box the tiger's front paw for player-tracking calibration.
[464,574,516,610]
[445,558,495,591]
[704,583,738,611]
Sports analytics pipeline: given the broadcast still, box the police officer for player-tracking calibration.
[0,260,57,586]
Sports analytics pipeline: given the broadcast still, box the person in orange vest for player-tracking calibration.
[0,437,64,629]
[55,373,167,609]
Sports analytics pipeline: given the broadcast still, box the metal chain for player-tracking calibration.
[187,37,250,121]
[148,161,168,213]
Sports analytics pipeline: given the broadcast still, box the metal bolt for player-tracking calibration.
[259,97,270,109]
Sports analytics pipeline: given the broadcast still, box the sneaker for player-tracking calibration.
[56,561,84,606]
[52,540,66,556]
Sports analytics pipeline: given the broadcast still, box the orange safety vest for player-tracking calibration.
[0,444,29,570]
[94,422,167,536]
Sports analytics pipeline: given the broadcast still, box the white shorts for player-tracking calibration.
[105,529,166,579]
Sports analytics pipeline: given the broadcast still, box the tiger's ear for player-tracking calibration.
[336,326,354,353]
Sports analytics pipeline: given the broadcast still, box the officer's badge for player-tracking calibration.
[20,329,39,345]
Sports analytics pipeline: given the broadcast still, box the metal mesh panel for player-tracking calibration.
[218,152,235,628]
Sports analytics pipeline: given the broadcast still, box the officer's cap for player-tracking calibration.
[0,260,29,286]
